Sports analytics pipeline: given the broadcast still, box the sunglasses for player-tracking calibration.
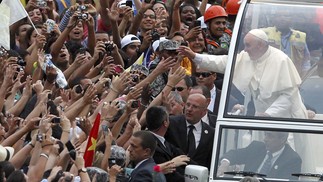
[172,87,186,92]
[195,72,213,78]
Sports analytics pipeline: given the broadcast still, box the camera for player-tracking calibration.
[0,47,7,57]
[36,0,47,8]
[151,29,160,42]
[104,42,114,53]
[36,134,43,142]
[52,117,61,124]
[74,85,83,94]
[131,100,140,108]
[131,74,139,83]
[78,5,87,12]
[144,0,151,3]
[77,5,88,20]
[17,57,26,67]
[78,13,89,20]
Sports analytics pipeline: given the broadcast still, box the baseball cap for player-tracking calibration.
[152,37,166,52]
[121,34,141,49]
[0,145,14,161]
[159,39,181,51]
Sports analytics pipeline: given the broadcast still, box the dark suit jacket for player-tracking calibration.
[128,158,166,182]
[165,115,215,169]
[207,110,217,128]
[222,141,302,180]
[213,88,222,115]
[153,136,186,182]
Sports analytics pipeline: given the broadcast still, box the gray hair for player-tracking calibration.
[169,91,184,104]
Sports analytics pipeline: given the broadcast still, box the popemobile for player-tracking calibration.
[184,0,323,181]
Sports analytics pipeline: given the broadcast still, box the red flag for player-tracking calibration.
[83,113,101,167]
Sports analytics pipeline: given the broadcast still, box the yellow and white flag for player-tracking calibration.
[125,52,144,72]
[2,0,28,25]
[0,3,10,49]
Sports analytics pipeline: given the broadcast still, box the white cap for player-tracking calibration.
[248,29,268,42]
[121,34,141,49]
[117,0,127,8]
[0,145,14,161]
[197,17,208,29]
[152,37,166,52]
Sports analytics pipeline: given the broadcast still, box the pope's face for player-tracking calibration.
[244,33,263,60]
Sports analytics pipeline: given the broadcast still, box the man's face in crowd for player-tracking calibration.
[195,68,216,90]
[209,17,227,37]
[140,9,156,31]
[128,136,148,164]
[69,22,84,41]
[125,42,141,59]
[264,131,287,153]
[174,79,190,102]
[244,33,263,60]
[185,94,207,124]
[274,10,292,33]
[169,99,184,116]
[95,33,110,43]
[188,32,206,53]
[180,5,196,26]
[189,88,211,105]
[17,24,32,42]
[28,8,43,24]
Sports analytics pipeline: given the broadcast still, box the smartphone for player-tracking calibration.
[52,117,61,124]
[108,158,117,168]
[126,0,132,7]
[193,20,201,27]
[45,19,55,33]
[101,125,109,135]
[131,100,140,108]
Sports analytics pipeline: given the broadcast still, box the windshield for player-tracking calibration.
[224,1,323,121]
[213,127,323,181]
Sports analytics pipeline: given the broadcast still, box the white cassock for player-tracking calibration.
[193,46,308,119]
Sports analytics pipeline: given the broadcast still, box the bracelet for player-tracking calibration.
[140,102,148,108]
[62,129,70,133]
[29,142,35,148]
[166,84,174,89]
[42,144,53,148]
[110,86,119,94]
[40,153,49,159]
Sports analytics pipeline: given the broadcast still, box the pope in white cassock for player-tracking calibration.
[178,29,308,119]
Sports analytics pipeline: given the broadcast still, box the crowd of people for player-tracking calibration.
[0,0,322,181]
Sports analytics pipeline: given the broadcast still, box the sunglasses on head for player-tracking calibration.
[172,87,185,92]
[195,72,212,78]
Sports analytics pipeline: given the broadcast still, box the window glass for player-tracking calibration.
[213,127,323,181]
[224,2,323,121]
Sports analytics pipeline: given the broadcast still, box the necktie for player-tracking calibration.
[259,152,273,175]
[187,125,196,156]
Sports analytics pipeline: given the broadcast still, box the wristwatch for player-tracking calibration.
[78,167,87,174]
